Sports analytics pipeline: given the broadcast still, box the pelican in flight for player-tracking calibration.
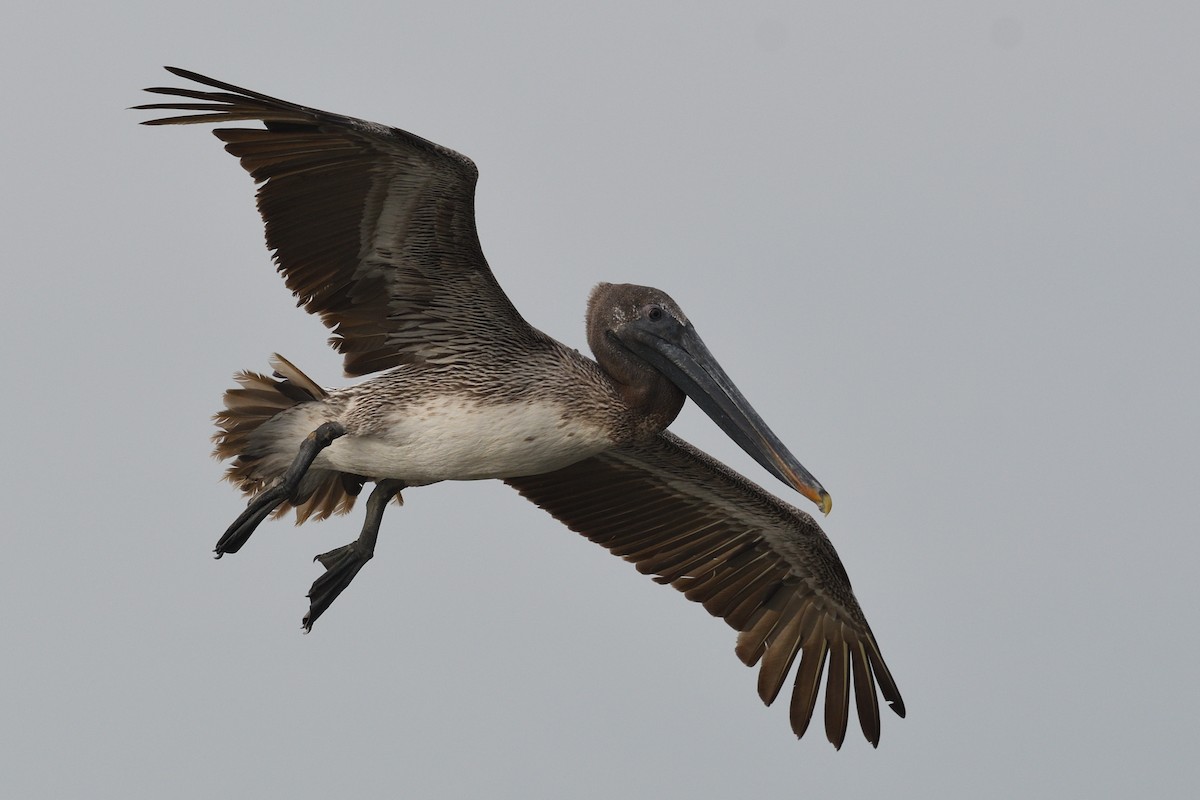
[136,67,905,747]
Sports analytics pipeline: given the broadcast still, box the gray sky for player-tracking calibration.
[4,2,1197,797]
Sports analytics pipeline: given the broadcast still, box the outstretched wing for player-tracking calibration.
[506,431,905,748]
[137,67,540,376]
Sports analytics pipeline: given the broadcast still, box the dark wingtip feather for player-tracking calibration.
[161,66,247,94]
[823,637,851,749]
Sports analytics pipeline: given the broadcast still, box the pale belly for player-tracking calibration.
[315,397,614,484]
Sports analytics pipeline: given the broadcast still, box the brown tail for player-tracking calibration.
[212,354,365,523]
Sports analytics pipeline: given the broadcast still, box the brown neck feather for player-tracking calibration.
[591,332,685,434]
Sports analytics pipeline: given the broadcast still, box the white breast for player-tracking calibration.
[317,397,614,484]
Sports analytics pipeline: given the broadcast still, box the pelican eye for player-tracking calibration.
[646,304,664,322]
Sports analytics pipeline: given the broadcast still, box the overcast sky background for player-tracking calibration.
[3,2,1197,797]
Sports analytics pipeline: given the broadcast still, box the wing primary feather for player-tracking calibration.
[756,604,808,706]
[865,638,907,718]
[824,632,851,749]
[789,635,830,740]
[851,642,882,747]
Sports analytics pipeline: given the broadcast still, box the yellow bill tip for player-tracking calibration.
[819,491,832,516]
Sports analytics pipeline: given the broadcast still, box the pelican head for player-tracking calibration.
[587,282,832,515]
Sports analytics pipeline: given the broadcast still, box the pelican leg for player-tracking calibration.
[303,478,405,631]
[214,422,346,558]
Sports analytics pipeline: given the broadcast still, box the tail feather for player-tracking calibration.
[213,354,364,523]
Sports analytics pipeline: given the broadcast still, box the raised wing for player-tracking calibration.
[137,67,539,376]
[506,431,905,747]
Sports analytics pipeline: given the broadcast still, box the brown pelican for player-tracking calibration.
[136,67,905,747]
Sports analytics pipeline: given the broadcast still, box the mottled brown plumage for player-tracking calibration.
[137,67,905,747]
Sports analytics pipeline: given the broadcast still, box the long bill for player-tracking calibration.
[621,323,833,515]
